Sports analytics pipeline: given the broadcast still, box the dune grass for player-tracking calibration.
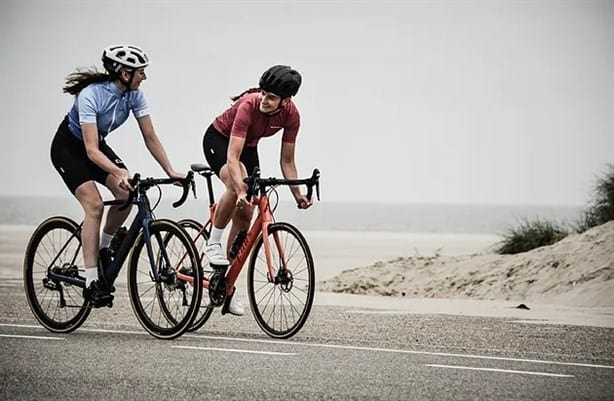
[495,218,568,255]
[496,164,613,255]
[576,164,614,233]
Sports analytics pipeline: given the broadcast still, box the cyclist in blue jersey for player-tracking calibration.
[50,45,185,307]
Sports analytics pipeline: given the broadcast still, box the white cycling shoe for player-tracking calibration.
[204,243,229,266]
[222,287,244,316]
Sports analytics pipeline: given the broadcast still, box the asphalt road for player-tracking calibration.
[1,278,613,401]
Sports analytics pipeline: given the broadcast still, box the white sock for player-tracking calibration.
[85,267,98,287]
[100,231,113,249]
[208,226,225,245]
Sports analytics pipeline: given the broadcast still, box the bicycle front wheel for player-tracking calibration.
[23,216,90,333]
[247,222,315,339]
[127,219,202,340]
[177,218,215,332]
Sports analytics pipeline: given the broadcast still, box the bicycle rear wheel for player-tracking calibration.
[23,216,90,333]
[247,222,315,339]
[127,219,202,340]
[177,218,215,332]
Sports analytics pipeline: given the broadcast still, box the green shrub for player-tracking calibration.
[494,164,612,254]
[576,164,614,233]
[496,219,568,255]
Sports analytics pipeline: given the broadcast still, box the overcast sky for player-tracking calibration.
[1,0,612,206]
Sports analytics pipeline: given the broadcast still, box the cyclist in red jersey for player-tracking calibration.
[201,65,312,316]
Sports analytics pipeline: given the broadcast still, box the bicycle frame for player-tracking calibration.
[100,197,156,286]
[177,192,283,291]
[179,165,319,291]
[46,190,175,289]
[227,194,284,288]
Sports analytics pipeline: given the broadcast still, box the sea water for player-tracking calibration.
[0,195,583,235]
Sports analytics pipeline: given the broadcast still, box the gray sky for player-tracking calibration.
[1,0,612,206]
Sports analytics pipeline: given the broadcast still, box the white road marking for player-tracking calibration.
[426,364,574,378]
[2,323,612,370]
[184,334,614,370]
[0,333,64,340]
[173,345,296,356]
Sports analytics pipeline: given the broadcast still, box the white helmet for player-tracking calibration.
[102,45,149,74]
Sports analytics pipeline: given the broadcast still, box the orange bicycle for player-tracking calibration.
[175,164,320,339]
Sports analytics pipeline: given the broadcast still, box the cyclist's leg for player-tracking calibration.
[50,123,112,306]
[74,182,103,277]
[74,181,113,306]
[220,149,257,315]
[99,143,131,241]
[102,173,131,236]
[226,196,253,252]
[202,126,241,262]
[224,145,258,257]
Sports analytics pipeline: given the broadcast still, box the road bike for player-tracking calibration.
[175,164,320,338]
[23,173,203,340]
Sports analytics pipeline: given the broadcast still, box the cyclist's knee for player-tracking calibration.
[83,199,104,220]
[75,183,104,219]
[105,178,129,199]
[220,184,239,200]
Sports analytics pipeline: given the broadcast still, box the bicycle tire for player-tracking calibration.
[23,216,91,333]
[177,218,215,332]
[247,222,315,339]
[127,219,202,339]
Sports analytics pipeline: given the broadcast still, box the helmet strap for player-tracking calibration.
[117,69,136,92]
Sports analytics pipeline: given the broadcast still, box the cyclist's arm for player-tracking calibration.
[227,135,248,197]
[137,115,184,179]
[82,123,130,187]
[280,141,311,208]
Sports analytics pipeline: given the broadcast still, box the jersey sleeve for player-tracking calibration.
[282,105,300,143]
[131,90,150,118]
[76,86,98,125]
[230,101,253,139]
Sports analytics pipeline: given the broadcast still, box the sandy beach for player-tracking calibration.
[3,222,613,328]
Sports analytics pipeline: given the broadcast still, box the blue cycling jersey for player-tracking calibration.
[67,80,149,141]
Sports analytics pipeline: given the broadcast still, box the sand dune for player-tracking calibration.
[320,221,614,307]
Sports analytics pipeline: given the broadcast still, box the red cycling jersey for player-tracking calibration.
[212,92,300,147]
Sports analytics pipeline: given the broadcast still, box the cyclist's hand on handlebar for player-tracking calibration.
[115,169,133,192]
[295,194,313,209]
[166,169,187,187]
[236,193,250,211]
[167,169,186,181]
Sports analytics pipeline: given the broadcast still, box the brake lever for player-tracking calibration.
[190,174,197,199]
[172,171,194,208]
[119,173,141,211]
[245,166,261,202]
[311,169,321,201]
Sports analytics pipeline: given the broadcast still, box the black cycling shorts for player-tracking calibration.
[202,124,259,176]
[50,115,127,194]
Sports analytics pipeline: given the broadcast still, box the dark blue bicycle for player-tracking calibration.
[23,172,203,340]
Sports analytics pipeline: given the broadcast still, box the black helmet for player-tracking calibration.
[259,65,302,98]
